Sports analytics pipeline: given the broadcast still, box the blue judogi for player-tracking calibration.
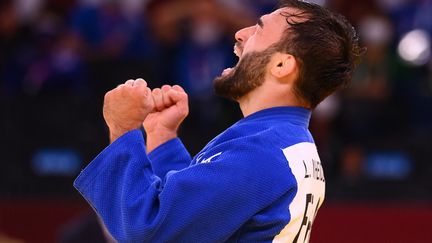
[74,107,325,243]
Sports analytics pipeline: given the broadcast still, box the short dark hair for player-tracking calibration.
[277,0,365,108]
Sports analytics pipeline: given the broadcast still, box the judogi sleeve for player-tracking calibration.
[74,130,296,243]
[147,137,191,179]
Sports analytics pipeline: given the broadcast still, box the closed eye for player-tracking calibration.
[257,17,264,29]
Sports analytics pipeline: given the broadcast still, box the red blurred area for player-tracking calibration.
[0,199,89,243]
[0,200,431,242]
[311,202,432,243]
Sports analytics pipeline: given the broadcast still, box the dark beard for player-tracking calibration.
[213,48,276,101]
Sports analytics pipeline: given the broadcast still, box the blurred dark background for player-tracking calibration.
[0,0,431,242]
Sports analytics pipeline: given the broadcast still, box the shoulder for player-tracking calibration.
[195,131,295,185]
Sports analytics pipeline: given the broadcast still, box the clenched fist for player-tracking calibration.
[103,79,154,142]
[144,85,189,153]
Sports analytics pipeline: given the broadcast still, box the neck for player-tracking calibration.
[238,87,306,117]
[237,81,307,117]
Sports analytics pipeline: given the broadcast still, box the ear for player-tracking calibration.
[269,53,297,81]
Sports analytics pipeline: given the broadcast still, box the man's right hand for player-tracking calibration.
[144,85,189,153]
[103,79,154,143]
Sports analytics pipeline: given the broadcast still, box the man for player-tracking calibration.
[74,0,363,242]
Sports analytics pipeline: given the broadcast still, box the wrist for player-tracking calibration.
[146,130,178,153]
[108,124,133,143]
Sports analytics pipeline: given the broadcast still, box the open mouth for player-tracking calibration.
[234,44,242,58]
[220,44,242,77]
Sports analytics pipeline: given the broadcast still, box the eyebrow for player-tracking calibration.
[257,17,264,28]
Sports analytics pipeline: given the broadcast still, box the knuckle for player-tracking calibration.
[116,84,125,91]
[181,109,189,116]
[134,79,144,85]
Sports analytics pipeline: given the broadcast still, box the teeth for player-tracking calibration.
[234,46,240,57]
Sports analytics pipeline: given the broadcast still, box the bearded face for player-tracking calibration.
[213,47,277,101]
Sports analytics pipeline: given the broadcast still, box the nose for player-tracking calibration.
[235,26,255,44]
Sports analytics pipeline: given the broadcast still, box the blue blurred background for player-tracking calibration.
[0,0,431,242]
